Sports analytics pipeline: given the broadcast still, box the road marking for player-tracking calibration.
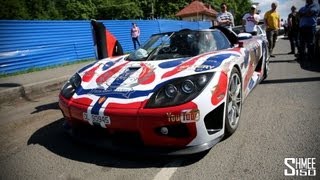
[153,159,183,180]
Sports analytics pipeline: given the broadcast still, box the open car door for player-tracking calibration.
[91,20,124,60]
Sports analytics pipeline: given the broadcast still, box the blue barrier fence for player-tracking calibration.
[0,20,211,75]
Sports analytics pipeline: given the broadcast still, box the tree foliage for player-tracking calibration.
[0,0,29,20]
[0,0,252,24]
[96,0,143,19]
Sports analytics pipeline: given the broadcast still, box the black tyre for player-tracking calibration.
[262,43,270,81]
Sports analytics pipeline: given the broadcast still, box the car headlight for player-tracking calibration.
[61,73,82,99]
[164,84,178,98]
[69,73,82,88]
[181,80,195,94]
[145,73,214,108]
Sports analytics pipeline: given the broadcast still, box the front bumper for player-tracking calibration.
[59,95,219,154]
[63,119,223,155]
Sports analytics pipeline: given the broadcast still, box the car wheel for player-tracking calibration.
[262,45,269,81]
[262,59,269,81]
[225,68,242,135]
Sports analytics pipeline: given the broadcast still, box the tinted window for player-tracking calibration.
[214,31,231,50]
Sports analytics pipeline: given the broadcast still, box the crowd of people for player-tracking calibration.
[216,0,319,65]
[131,1,319,64]
[295,0,319,65]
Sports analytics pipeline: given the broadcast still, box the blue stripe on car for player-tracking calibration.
[158,58,187,68]
[195,54,239,72]
[102,57,122,70]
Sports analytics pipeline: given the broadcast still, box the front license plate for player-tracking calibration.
[83,112,111,125]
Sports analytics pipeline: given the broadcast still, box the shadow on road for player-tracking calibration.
[261,77,320,84]
[27,119,210,168]
[269,56,320,72]
[298,61,320,73]
[272,53,290,56]
[0,83,21,88]
[269,59,297,63]
[31,102,59,114]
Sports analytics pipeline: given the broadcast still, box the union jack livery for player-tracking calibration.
[59,20,269,155]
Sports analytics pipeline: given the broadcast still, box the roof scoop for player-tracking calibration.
[128,63,142,70]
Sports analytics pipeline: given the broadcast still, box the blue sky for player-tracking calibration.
[256,0,307,20]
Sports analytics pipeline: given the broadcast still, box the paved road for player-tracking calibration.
[0,39,319,180]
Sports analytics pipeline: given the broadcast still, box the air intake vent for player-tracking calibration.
[204,103,224,135]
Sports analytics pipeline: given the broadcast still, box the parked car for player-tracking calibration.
[59,21,270,155]
[232,25,266,37]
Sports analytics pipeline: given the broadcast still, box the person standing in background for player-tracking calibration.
[242,5,260,35]
[283,20,289,37]
[287,6,299,55]
[297,0,320,64]
[131,23,141,50]
[217,3,234,30]
[264,2,281,58]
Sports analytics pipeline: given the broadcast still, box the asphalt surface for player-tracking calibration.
[0,38,319,180]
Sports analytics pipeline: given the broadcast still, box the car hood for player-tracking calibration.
[72,51,240,107]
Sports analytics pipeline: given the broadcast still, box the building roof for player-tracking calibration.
[176,0,217,18]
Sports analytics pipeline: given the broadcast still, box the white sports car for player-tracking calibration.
[59,21,269,155]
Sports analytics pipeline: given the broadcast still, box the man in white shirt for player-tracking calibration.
[242,5,260,35]
[217,3,234,30]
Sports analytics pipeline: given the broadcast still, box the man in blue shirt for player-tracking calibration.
[298,0,320,64]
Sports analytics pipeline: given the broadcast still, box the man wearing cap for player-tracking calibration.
[264,2,281,57]
[242,5,260,35]
[217,3,235,30]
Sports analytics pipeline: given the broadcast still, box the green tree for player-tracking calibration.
[64,0,97,20]
[96,0,143,19]
[45,1,62,20]
[0,0,253,21]
[0,0,29,20]
[26,0,48,19]
[154,0,189,19]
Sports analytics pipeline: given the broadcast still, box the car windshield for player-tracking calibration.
[127,30,221,61]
